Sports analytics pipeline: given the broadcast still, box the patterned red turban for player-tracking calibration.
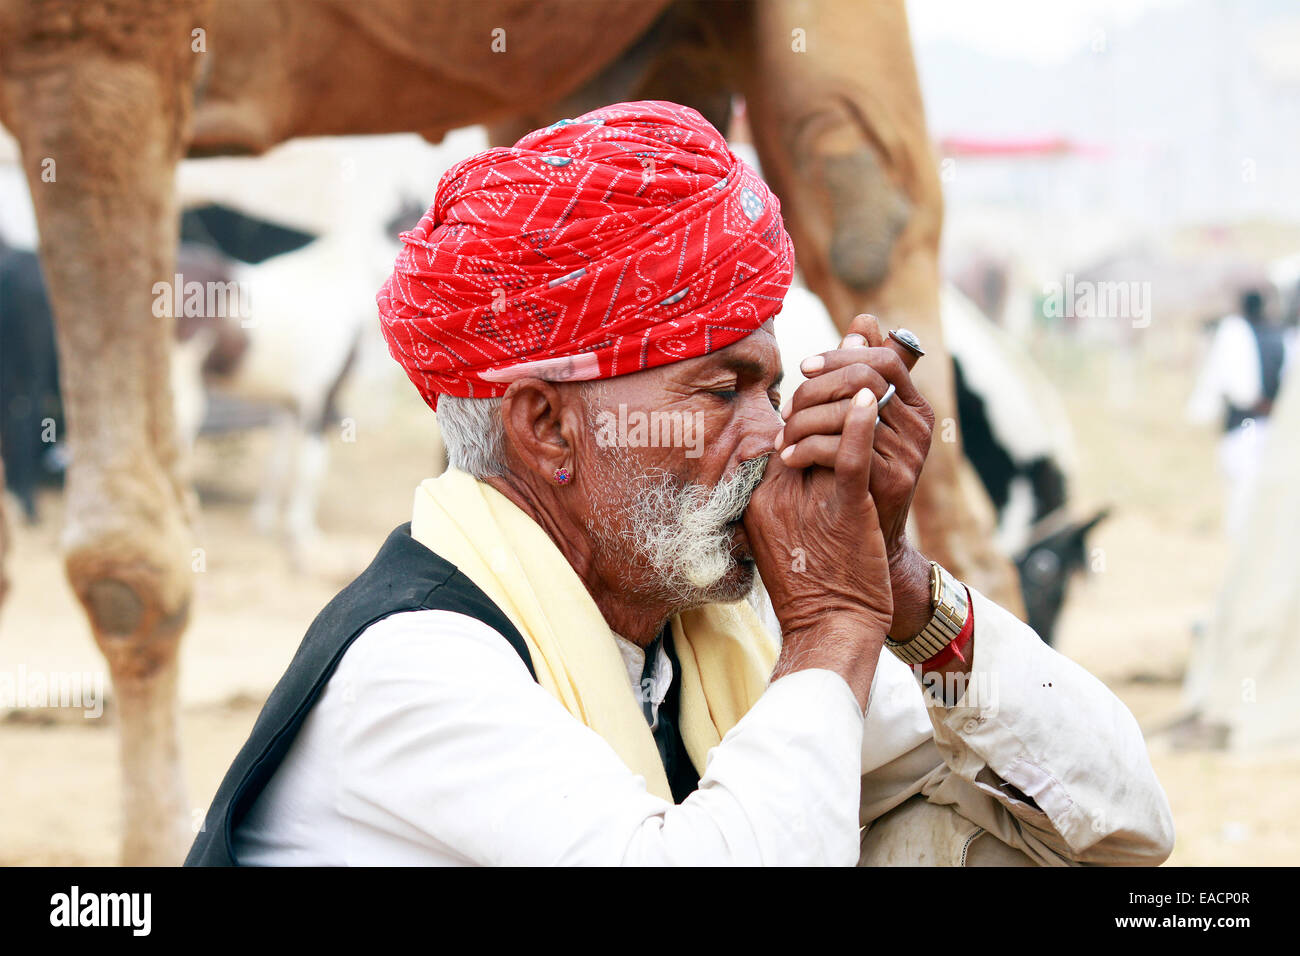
[377,100,795,411]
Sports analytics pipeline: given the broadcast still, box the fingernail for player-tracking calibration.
[774,427,785,448]
[800,355,825,373]
[853,387,875,408]
[780,398,792,419]
[780,444,795,461]
[843,333,866,348]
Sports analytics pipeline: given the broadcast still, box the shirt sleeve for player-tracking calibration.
[860,588,1176,866]
[329,609,865,866]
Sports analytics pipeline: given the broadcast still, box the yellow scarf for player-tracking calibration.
[410,468,779,801]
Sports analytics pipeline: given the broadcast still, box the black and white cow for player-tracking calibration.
[6,128,455,567]
[168,202,368,569]
[1,231,271,522]
[2,208,371,573]
[952,351,1107,644]
[167,133,466,567]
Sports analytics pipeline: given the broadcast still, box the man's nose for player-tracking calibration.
[736,400,784,462]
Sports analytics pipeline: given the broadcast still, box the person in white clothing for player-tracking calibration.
[192,100,1174,867]
[1187,289,1293,537]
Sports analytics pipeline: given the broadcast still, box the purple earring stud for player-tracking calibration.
[553,467,571,484]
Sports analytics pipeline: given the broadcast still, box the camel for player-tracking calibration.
[0,0,1020,863]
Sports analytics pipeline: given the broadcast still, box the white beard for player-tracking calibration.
[588,446,769,609]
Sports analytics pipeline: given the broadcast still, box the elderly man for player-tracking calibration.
[188,101,1173,867]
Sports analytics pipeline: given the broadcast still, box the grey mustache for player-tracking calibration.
[723,454,770,523]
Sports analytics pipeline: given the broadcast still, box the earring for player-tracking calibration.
[553,467,571,484]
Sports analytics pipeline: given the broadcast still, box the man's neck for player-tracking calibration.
[483,473,674,648]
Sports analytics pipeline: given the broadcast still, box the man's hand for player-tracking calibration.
[742,388,893,710]
[775,313,936,639]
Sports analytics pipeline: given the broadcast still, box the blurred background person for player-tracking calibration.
[1187,287,1293,537]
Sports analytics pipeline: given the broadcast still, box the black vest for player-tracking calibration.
[185,523,699,866]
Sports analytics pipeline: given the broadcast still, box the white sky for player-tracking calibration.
[907,0,1189,65]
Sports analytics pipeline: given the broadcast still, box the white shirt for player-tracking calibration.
[233,588,1174,866]
[611,631,672,732]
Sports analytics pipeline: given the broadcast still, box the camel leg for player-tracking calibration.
[739,0,1023,611]
[1,6,205,863]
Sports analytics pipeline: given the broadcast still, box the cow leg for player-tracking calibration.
[285,424,328,573]
[2,6,205,863]
[738,0,1023,610]
[253,408,296,537]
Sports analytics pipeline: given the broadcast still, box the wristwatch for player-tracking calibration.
[884,561,969,667]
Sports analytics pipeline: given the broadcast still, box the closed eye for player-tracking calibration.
[709,388,782,413]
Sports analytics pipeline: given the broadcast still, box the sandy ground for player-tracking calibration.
[2,343,1297,866]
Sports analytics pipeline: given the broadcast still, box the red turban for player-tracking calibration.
[377,100,795,411]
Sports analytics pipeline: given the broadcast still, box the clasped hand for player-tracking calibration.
[742,314,935,643]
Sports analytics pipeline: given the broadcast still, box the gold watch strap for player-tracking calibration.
[884,561,968,667]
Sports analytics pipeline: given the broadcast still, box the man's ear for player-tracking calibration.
[497,378,585,481]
